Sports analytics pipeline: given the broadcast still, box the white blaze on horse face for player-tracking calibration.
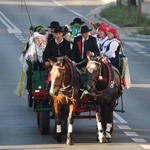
[50,68,61,85]
[89,63,96,69]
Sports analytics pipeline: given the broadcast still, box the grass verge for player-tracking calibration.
[99,4,150,35]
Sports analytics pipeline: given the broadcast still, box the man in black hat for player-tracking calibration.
[69,18,85,47]
[47,21,60,42]
[71,25,99,69]
[70,18,85,26]
[62,25,71,41]
[43,26,71,66]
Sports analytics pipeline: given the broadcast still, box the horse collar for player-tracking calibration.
[96,61,115,97]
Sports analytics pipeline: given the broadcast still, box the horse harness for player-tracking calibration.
[51,58,80,103]
[87,59,121,98]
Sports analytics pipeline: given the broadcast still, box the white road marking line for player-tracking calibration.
[52,0,115,21]
[86,6,102,17]
[113,120,116,123]
[134,48,142,51]
[132,138,147,143]
[124,131,138,136]
[0,11,21,33]
[114,112,127,123]
[144,54,150,57]
[0,144,57,150]
[124,41,145,49]
[0,83,18,85]
[141,145,150,149]
[131,84,150,88]
[52,0,85,19]
[117,125,131,130]
[15,35,24,39]
[20,39,26,42]
[139,51,147,54]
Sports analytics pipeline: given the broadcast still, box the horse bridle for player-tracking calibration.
[86,60,102,84]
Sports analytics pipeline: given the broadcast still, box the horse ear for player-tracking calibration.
[49,57,57,66]
[49,59,54,66]
[86,51,91,60]
[56,56,66,67]
[97,54,103,62]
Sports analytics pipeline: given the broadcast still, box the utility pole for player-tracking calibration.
[128,0,131,17]
[117,0,122,7]
[138,0,142,25]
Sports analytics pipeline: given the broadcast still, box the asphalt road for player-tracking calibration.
[0,0,150,150]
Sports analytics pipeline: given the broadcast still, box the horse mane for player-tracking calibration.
[62,58,73,90]
[61,57,79,91]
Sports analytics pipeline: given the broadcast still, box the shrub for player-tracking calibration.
[99,4,150,27]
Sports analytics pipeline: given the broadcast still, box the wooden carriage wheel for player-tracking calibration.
[28,90,33,107]
[37,99,50,135]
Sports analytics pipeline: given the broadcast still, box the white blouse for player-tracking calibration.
[101,39,120,58]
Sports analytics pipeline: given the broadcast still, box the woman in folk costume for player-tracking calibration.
[25,32,47,63]
[14,32,47,97]
[89,21,101,37]
[96,24,110,52]
[24,32,47,92]
[89,21,108,37]
[71,25,99,70]
[101,27,131,89]
[100,27,123,67]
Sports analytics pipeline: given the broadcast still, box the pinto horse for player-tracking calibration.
[49,56,80,145]
[85,54,123,143]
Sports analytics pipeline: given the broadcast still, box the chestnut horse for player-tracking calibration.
[49,56,80,145]
[85,54,123,143]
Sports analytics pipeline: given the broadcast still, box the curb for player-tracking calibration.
[95,4,150,42]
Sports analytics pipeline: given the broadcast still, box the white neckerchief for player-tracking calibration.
[55,38,63,44]
[81,37,89,59]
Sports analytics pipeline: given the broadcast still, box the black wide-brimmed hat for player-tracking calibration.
[48,21,60,28]
[80,25,92,33]
[62,26,70,33]
[54,26,63,32]
[70,18,85,26]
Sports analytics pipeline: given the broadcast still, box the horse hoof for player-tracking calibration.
[53,133,62,143]
[105,132,112,143]
[99,138,103,143]
[66,138,74,145]
[98,132,104,143]
[105,137,112,143]
[99,137,105,143]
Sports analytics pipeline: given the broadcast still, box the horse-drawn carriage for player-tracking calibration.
[28,55,125,145]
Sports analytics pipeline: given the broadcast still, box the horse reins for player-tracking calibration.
[86,60,102,84]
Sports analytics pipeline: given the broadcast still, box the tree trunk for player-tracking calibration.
[130,0,136,6]
[117,0,122,7]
